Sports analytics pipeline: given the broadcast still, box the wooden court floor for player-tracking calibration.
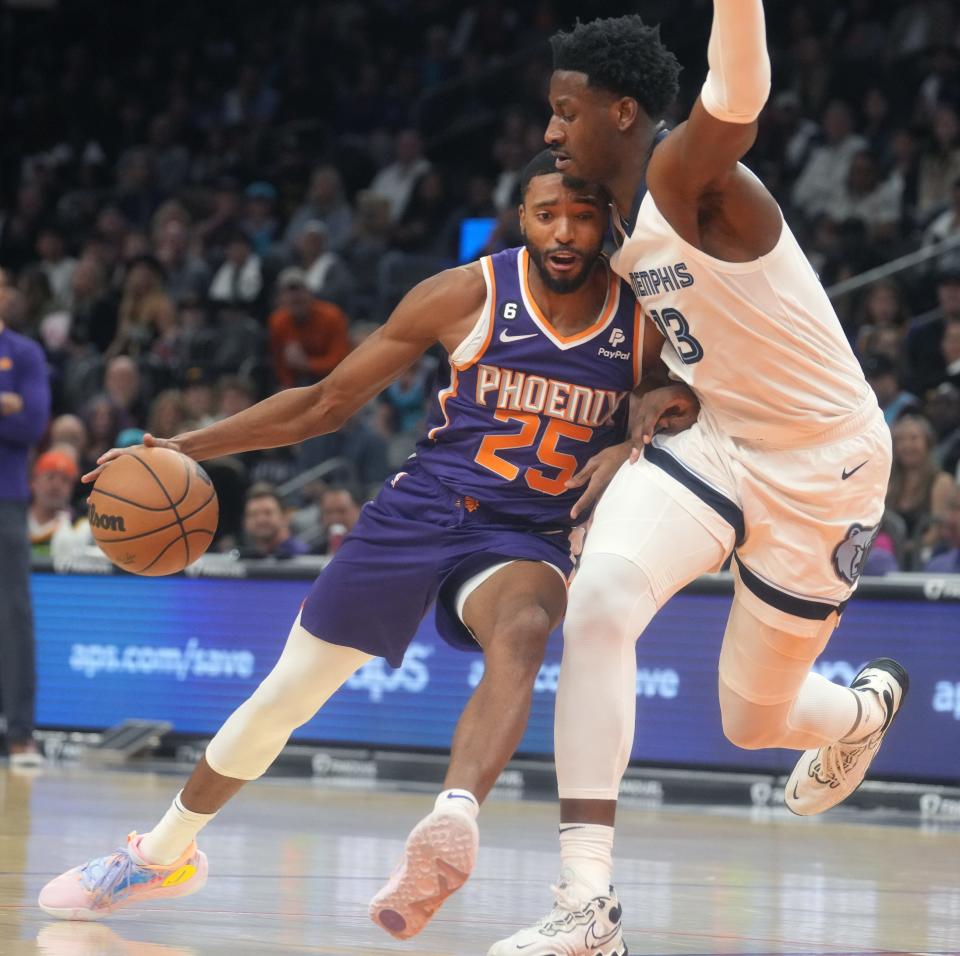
[1,766,958,956]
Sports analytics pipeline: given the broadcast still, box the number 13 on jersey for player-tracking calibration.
[476,411,592,496]
[649,307,704,364]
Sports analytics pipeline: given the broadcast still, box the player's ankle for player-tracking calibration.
[434,788,480,819]
[559,823,614,898]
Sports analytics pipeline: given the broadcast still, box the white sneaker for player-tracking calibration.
[785,658,908,816]
[488,876,627,956]
[369,807,478,940]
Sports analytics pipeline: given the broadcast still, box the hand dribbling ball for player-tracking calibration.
[87,447,219,575]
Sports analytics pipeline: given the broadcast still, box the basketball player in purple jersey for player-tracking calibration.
[39,151,697,939]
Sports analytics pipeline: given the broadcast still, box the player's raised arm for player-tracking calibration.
[82,265,487,481]
[651,0,771,193]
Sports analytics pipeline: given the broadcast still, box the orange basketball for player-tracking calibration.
[87,447,219,576]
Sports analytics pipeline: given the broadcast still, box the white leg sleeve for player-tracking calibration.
[205,614,372,780]
[555,503,729,801]
[717,596,861,750]
[700,0,771,124]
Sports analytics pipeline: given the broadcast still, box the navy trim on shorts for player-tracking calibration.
[644,444,745,545]
[735,554,848,621]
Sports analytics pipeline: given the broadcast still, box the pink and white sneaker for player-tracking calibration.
[38,832,208,920]
[369,808,478,940]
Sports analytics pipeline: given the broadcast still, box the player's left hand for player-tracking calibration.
[566,443,632,521]
[629,384,700,463]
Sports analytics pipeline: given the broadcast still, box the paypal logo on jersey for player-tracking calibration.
[598,328,631,361]
[629,262,694,298]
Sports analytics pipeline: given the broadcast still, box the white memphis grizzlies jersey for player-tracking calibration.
[612,167,874,445]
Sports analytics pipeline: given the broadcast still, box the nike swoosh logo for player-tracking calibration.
[499,330,538,343]
[585,922,620,947]
[842,460,869,480]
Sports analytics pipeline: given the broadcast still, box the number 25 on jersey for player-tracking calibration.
[475,412,592,496]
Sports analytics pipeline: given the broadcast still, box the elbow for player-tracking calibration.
[297,383,348,441]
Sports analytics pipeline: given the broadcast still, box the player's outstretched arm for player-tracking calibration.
[82,266,486,481]
[649,0,770,195]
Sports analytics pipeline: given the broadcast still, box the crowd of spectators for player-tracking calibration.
[2,0,960,570]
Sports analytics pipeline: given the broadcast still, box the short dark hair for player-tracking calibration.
[550,15,681,122]
[245,482,283,510]
[520,148,604,203]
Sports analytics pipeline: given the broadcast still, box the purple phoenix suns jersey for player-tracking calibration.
[415,246,642,528]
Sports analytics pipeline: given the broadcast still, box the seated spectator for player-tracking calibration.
[196,178,243,262]
[886,414,957,568]
[368,129,431,222]
[440,174,497,258]
[28,448,80,557]
[862,529,900,576]
[107,254,171,359]
[80,395,126,473]
[241,182,279,258]
[284,165,354,254]
[294,221,354,307]
[393,170,451,254]
[906,269,960,394]
[155,218,210,305]
[382,362,431,435]
[68,255,118,354]
[344,191,393,315]
[103,354,148,425]
[316,485,361,556]
[35,225,76,307]
[208,232,263,310]
[147,389,189,439]
[853,280,909,352]
[238,484,309,559]
[181,368,217,428]
[925,383,960,477]
[828,150,902,242]
[791,101,867,221]
[924,483,960,573]
[863,353,919,424]
[939,317,960,390]
[268,268,350,388]
[17,264,56,339]
[214,376,256,421]
[917,104,960,222]
[48,413,88,462]
[924,175,960,274]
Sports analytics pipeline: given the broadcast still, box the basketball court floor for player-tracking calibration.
[1,766,958,956]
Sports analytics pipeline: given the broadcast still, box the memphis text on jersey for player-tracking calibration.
[628,261,695,298]
[474,363,627,427]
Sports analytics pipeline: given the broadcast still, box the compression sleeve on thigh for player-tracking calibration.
[700,0,771,124]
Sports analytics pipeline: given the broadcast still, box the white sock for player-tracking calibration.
[559,823,614,898]
[841,686,886,743]
[138,791,217,865]
[433,788,480,820]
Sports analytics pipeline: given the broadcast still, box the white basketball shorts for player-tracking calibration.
[582,400,891,635]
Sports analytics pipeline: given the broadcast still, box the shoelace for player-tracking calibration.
[823,738,870,787]
[80,848,145,907]
[535,879,590,930]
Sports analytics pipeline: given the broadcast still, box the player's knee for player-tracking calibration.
[484,605,551,682]
[247,678,320,730]
[565,573,627,645]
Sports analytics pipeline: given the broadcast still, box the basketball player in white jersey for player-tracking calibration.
[490,4,908,955]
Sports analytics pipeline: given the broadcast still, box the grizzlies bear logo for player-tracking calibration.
[832,522,880,585]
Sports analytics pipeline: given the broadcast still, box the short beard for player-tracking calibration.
[525,241,602,294]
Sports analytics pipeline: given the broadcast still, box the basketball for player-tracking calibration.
[87,447,219,576]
